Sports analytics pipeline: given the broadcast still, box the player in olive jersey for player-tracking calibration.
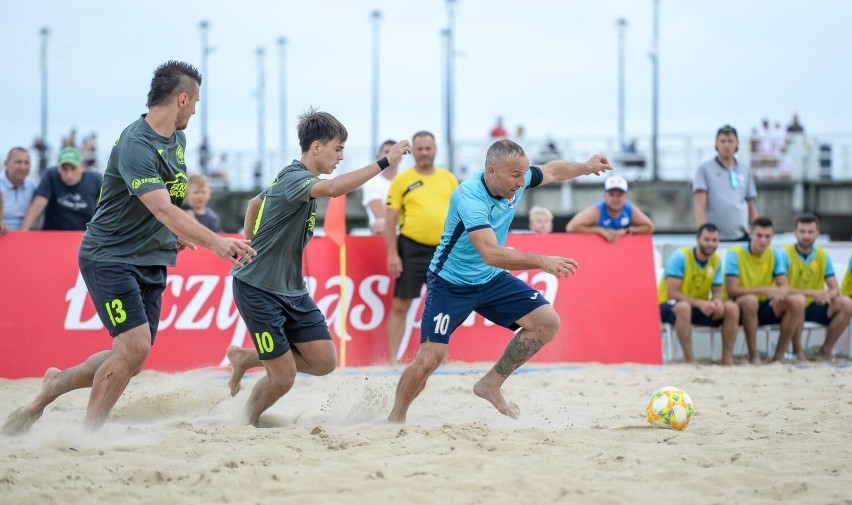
[2,61,255,434]
[225,108,411,426]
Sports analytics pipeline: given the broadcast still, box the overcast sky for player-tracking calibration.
[3,0,850,169]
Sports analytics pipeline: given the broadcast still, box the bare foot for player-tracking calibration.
[749,355,762,365]
[387,412,405,424]
[795,352,807,363]
[227,346,252,397]
[473,378,520,420]
[2,367,61,435]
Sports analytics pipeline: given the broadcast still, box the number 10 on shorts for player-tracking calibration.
[433,313,450,335]
[254,331,274,353]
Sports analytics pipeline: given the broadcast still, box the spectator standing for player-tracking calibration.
[361,139,400,234]
[658,223,740,364]
[565,175,654,242]
[385,131,458,364]
[781,214,852,359]
[1,147,37,231]
[185,174,222,232]
[693,125,757,241]
[786,113,805,134]
[490,117,508,139]
[21,147,103,231]
[724,216,805,363]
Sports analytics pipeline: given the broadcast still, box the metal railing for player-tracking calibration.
[189,132,852,192]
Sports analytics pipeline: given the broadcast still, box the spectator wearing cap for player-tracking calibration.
[565,175,654,243]
[1,146,37,231]
[21,146,103,231]
[693,124,757,242]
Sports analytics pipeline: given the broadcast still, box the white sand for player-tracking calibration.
[1,362,850,505]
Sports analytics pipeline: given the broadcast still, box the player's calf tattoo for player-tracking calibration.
[494,335,545,378]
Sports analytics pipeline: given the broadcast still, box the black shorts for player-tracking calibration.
[78,258,166,343]
[394,235,437,299]
[659,301,723,327]
[232,277,331,360]
[804,303,830,325]
[757,299,781,325]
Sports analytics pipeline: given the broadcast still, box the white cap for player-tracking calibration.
[604,175,628,192]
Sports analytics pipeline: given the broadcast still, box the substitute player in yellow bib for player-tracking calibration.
[782,214,852,360]
[724,216,805,363]
[658,224,740,364]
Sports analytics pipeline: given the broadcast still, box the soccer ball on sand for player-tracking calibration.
[646,386,694,430]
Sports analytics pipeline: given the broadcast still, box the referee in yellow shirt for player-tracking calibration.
[385,131,458,364]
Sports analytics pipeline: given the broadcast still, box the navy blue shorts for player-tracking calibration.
[757,299,781,325]
[804,303,830,325]
[394,235,436,299]
[78,258,166,342]
[420,271,550,344]
[232,277,331,360]
[659,301,722,327]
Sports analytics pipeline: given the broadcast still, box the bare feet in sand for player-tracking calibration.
[227,346,251,397]
[473,377,520,420]
[1,367,61,436]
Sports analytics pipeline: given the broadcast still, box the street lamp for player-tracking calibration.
[650,0,660,181]
[616,18,627,152]
[277,37,288,164]
[445,0,457,173]
[199,20,211,174]
[370,10,382,158]
[39,26,50,176]
[255,47,266,191]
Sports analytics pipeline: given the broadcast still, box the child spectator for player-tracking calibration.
[528,205,553,234]
[185,174,222,232]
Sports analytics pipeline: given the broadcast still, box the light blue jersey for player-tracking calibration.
[429,166,544,286]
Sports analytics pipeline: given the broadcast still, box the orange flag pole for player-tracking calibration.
[324,195,348,368]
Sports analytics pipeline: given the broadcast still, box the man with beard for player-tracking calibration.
[659,223,740,364]
[781,214,852,360]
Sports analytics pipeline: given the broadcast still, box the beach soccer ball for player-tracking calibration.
[646,386,694,430]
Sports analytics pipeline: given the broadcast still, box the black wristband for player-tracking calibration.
[377,157,390,170]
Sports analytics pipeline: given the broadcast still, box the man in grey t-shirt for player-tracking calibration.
[692,125,757,241]
[693,124,757,241]
[225,107,411,426]
[2,61,256,435]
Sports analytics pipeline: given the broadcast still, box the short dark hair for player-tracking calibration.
[146,61,202,108]
[486,139,526,166]
[412,131,435,142]
[716,124,738,140]
[697,222,719,237]
[297,107,348,153]
[795,213,820,229]
[377,139,396,156]
[750,216,773,230]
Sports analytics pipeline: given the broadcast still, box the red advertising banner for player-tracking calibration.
[0,232,661,378]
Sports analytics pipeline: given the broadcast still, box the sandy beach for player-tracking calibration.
[1,362,850,505]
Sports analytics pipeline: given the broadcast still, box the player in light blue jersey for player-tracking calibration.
[388,140,611,422]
